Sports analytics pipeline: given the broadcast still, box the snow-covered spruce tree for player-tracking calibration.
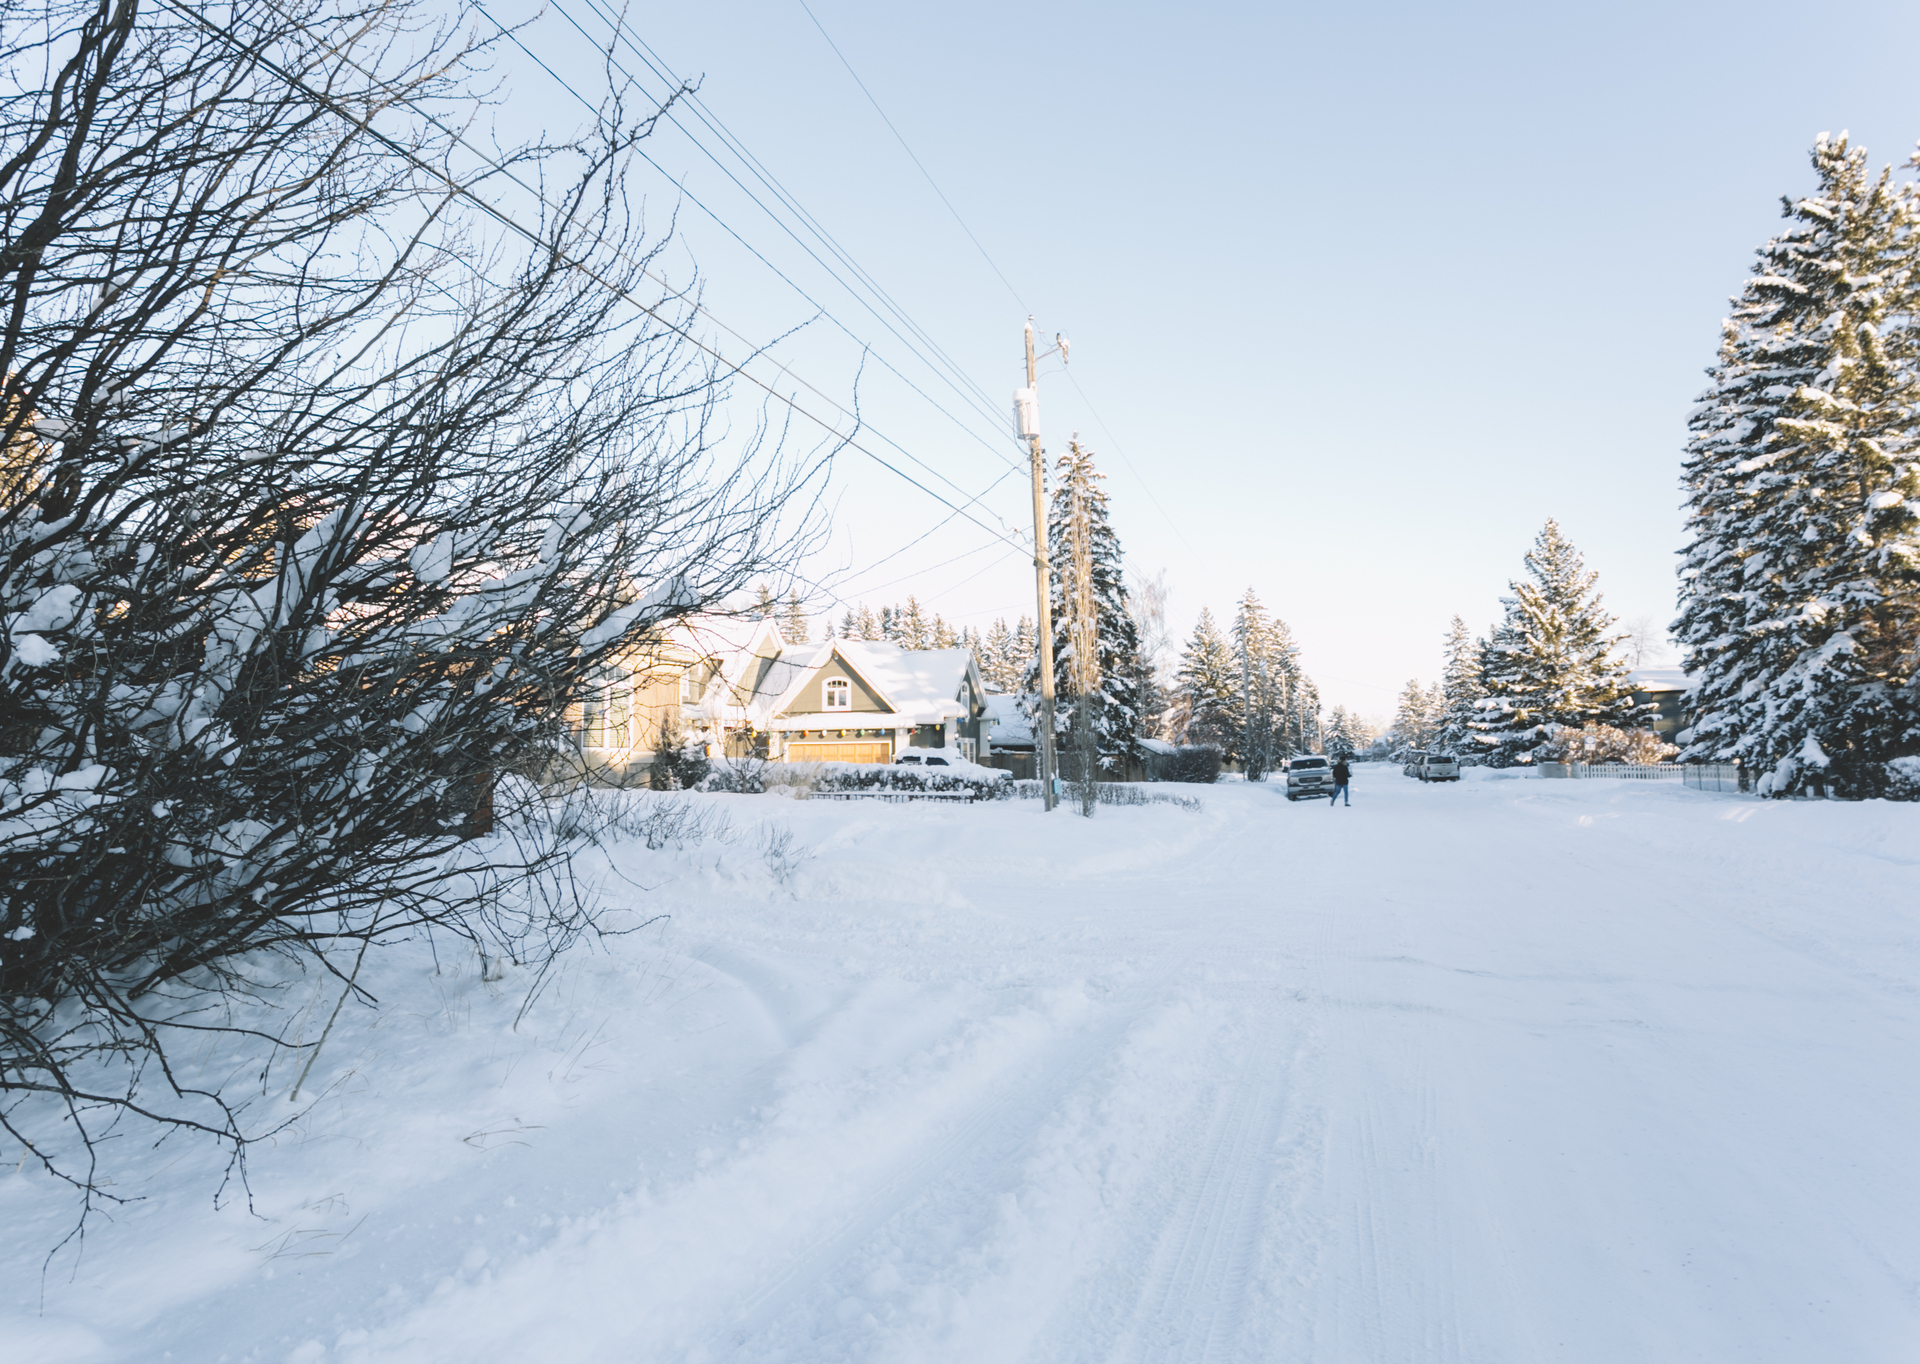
[784,590,808,645]
[1472,520,1640,764]
[1324,707,1360,760]
[1228,589,1305,777]
[1174,607,1236,752]
[1392,679,1438,750]
[0,0,821,1208]
[1676,134,1920,796]
[1436,616,1486,757]
[1021,441,1143,775]
[980,618,1019,692]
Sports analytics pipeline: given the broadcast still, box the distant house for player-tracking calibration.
[566,623,998,780]
[980,693,1036,778]
[766,640,990,763]
[570,614,788,783]
[1628,668,1692,742]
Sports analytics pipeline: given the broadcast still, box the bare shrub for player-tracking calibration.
[0,0,823,1230]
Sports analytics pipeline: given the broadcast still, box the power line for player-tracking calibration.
[493,0,1023,473]
[573,0,1011,420]
[161,0,1031,555]
[795,0,1030,315]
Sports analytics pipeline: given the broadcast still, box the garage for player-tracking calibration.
[783,740,893,764]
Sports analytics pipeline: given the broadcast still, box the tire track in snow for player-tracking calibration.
[710,975,1187,1362]
[1109,999,1296,1364]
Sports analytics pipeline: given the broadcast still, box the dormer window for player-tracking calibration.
[824,678,851,710]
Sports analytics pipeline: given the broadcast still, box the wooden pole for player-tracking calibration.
[1027,317,1058,811]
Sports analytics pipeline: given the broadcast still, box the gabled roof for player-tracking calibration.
[768,640,978,727]
[652,613,785,691]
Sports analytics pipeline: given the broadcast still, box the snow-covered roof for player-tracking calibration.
[1138,737,1177,756]
[769,640,976,729]
[1628,668,1693,693]
[983,693,1034,748]
[657,613,784,688]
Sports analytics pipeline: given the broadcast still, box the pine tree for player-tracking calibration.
[1021,441,1144,773]
[897,596,929,650]
[1228,589,1311,773]
[1472,520,1639,765]
[1324,706,1360,760]
[1392,679,1437,749]
[1436,615,1485,757]
[755,582,778,621]
[981,618,1019,692]
[856,604,880,640]
[1677,134,1920,796]
[932,614,958,649]
[1175,607,1238,752]
[784,589,807,645]
[1014,616,1036,682]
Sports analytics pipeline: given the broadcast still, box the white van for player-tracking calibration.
[1416,753,1460,782]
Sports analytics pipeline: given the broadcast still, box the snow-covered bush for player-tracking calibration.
[1536,724,1678,765]
[809,762,1012,801]
[1880,757,1920,801]
[0,0,819,1216]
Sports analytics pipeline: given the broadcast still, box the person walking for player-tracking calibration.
[1328,755,1352,807]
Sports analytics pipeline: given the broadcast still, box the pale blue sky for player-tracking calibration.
[485,0,1920,716]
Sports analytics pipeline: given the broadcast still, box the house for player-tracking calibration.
[570,614,788,783]
[980,693,1035,778]
[765,640,990,763]
[1627,668,1692,742]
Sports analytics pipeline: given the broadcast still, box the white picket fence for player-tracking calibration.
[1538,762,1683,781]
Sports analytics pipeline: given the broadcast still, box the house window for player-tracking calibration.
[583,672,633,750]
[680,668,706,704]
[824,678,851,710]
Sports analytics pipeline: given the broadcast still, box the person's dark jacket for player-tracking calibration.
[1332,760,1352,785]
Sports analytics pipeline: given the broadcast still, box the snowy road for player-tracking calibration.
[9,771,1920,1362]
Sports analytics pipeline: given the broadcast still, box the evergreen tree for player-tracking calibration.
[856,604,880,640]
[1227,589,1310,773]
[1324,706,1361,760]
[932,614,958,649]
[1021,441,1144,773]
[879,604,898,642]
[1677,134,1920,795]
[1392,679,1438,749]
[981,618,1020,692]
[898,596,930,650]
[838,607,858,641]
[755,582,778,621]
[1175,607,1237,752]
[1014,616,1036,682]
[1472,520,1639,765]
[784,589,807,645]
[1436,615,1485,757]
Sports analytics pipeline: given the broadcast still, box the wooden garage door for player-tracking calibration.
[786,740,892,765]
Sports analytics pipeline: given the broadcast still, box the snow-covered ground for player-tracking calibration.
[8,769,1920,1363]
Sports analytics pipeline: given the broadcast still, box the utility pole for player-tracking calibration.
[1019,317,1060,810]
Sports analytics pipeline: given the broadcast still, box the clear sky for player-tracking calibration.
[482,0,1920,718]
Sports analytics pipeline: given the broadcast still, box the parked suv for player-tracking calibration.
[1400,749,1427,777]
[1416,752,1460,782]
[1285,755,1335,801]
